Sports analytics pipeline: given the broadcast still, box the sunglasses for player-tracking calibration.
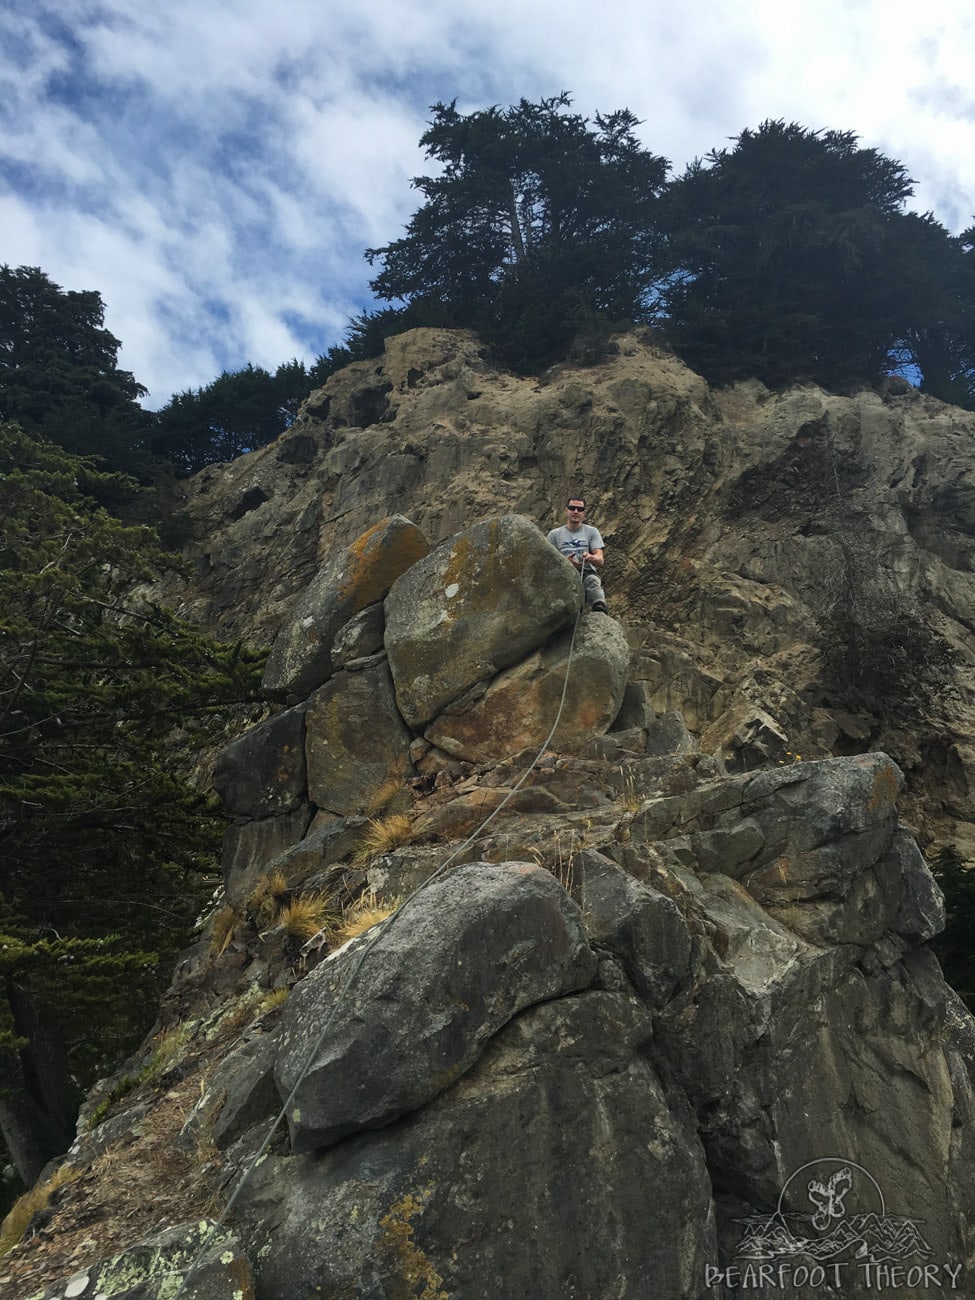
[567,505,585,512]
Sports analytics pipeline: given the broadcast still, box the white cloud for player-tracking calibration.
[1,0,973,404]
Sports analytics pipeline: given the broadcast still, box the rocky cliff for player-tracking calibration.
[6,330,975,1300]
[167,327,975,859]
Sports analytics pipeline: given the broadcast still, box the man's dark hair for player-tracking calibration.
[566,495,586,508]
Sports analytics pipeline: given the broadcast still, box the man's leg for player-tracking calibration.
[583,570,607,610]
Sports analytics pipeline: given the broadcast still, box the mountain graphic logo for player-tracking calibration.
[733,1158,934,1264]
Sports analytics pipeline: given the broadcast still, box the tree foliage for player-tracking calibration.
[150,359,317,477]
[895,219,975,407]
[0,265,154,478]
[930,845,975,1012]
[366,94,669,369]
[0,425,265,1181]
[658,121,941,390]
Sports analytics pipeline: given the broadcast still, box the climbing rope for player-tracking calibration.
[170,594,587,1298]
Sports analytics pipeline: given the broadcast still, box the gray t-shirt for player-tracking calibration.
[547,523,604,563]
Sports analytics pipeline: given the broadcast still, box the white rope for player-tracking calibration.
[170,597,587,1298]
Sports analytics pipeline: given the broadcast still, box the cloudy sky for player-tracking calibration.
[2,0,973,407]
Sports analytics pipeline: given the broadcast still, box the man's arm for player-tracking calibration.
[582,526,604,566]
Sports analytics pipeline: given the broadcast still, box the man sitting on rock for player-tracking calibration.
[547,496,609,613]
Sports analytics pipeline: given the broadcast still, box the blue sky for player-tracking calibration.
[2,0,973,406]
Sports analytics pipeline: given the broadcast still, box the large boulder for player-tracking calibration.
[627,752,933,945]
[384,514,581,727]
[273,861,597,1153]
[424,611,630,762]
[262,515,429,701]
[304,657,414,815]
[237,992,716,1300]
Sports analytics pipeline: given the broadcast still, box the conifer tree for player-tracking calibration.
[0,266,153,479]
[0,425,264,1183]
[658,120,973,397]
[150,360,315,477]
[366,94,669,370]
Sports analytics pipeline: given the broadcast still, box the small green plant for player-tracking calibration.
[86,1073,139,1130]
[142,1024,191,1086]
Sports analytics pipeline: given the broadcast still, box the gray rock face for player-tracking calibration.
[629,752,913,944]
[330,600,385,668]
[262,514,428,701]
[222,804,314,908]
[240,991,715,1300]
[574,848,696,1008]
[424,610,630,762]
[119,332,975,1297]
[211,702,307,818]
[274,861,597,1153]
[211,504,640,916]
[384,513,580,727]
[304,657,413,815]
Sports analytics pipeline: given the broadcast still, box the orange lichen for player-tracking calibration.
[868,761,901,815]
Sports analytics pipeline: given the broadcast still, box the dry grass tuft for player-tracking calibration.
[335,894,402,944]
[365,777,406,817]
[352,814,415,866]
[247,867,290,926]
[259,986,290,1013]
[208,904,238,957]
[618,767,644,813]
[529,836,578,899]
[0,1164,82,1257]
[277,892,338,941]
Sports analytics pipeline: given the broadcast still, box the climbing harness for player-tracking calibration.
[170,589,588,1298]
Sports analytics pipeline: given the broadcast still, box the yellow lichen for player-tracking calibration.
[377,1188,448,1300]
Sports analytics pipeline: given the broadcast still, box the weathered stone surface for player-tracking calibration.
[48,334,975,1300]
[238,992,716,1300]
[222,804,314,908]
[186,1033,279,1151]
[572,848,697,1008]
[212,703,307,818]
[330,600,385,668]
[305,657,413,815]
[274,862,597,1153]
[262,816,365,889]
[627,753,914,945]
[645,708,698,757]
[28,1221,254,1299]
[656,939,972,1273]
[262,514,428,701]
[424,611,629,763]
[611,679,656,732]
[156,329,975,861]
[384,514,580,727]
